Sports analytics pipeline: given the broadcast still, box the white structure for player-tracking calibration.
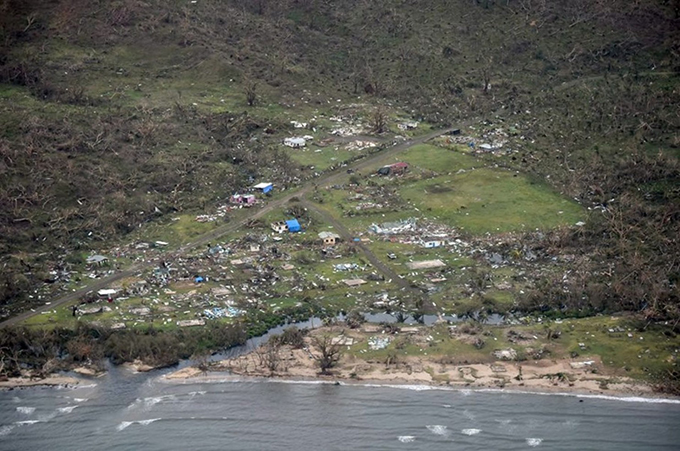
[253,182,273,193]
[422,240,444,249]
[284,137,307,148]
[271,221,288,233]
[406,260,446,270]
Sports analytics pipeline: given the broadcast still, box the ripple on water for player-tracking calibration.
[16,407,35,415]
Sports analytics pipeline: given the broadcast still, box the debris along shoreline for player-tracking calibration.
[0,374,87,390]
[164,323,667,400]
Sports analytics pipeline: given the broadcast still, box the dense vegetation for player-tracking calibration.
[0,1,678,347]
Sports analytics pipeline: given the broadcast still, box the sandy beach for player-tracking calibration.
[0,374,87,390]
[163,326,660,399]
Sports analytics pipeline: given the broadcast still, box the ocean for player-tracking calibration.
[1,364,680,450]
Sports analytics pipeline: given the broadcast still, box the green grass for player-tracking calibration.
[400,168,584,233]
[399,143,478,173]
[137,214,221,246]
[288,145,350,171]
[553,317,678,378]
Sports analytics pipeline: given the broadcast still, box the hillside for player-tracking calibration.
[0,0,678,328]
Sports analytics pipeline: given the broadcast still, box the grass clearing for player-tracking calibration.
[400,168,584,234]
[399,143,478,173]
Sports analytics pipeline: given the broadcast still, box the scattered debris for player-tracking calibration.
[377,162,409,176]
[368,336,390,350]
[177,319,206,327]
[331,336,355,346]
[397,121,419,131]
[86,255,109,265]
[369,218,417,235]
[406,260,446,270]
[493,349,518,360]
[342,278,367,287]
[570,361,595,369]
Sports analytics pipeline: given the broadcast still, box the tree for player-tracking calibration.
[370,107,388,134]
[344,310,365,329]
[310,333,343,374]
[244,79,258,107]
[254,340,281,375]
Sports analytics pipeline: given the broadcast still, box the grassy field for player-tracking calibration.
[399,168,584,233]
[346,316,679,381]
[399,143,478,173]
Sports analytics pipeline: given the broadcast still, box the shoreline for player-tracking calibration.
[161,371,680,403]
[0,374,88,390]
[162,323,672,401]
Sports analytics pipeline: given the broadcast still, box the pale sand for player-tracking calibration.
[122,360,157,373]
[164,345,656,398]
[0,374,85,389]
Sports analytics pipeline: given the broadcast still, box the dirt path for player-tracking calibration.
[302,200,412,289]
[1,126,454,328]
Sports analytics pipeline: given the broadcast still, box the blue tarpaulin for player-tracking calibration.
[286,219,301,232]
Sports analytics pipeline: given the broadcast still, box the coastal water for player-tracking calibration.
[2,366,680,450]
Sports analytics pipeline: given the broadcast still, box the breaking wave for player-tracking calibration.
[475,388,680,404]
[15,420,40,426]
[461,428,481,436]
[16,407,35,415]
[127,395,175,410]
[117,418,161,431]
[58,406,78,413]
[160,376,680,404]
[526,438,543,447]
[426,425,450,436]
[398,436,415,443]
[0,425,16,436]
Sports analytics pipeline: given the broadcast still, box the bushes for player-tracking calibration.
[271,326,306,349]
[0,322,248,376]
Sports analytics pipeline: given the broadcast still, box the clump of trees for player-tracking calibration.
[0,323,248,378]
[310,332,343,374]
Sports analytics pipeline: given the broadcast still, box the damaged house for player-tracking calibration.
[319,231,341,245]
[369,218,417,235]
[377,162,409,176]
[271,218,302,233]
[253,182,273,194]
[230,194,257,206]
